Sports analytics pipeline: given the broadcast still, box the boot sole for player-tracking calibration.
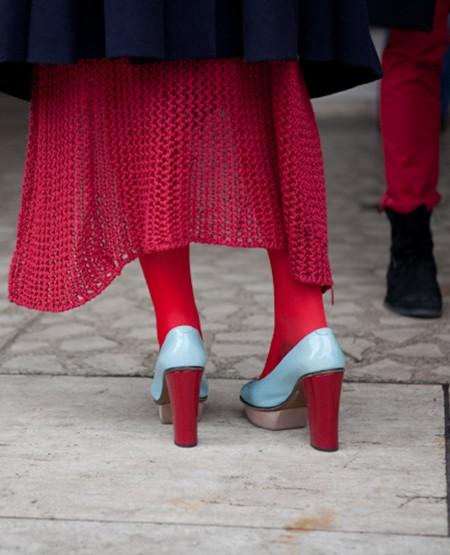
[384,300,442,319]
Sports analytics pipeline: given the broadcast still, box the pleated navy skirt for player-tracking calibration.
[367,0,437,31]
[0,0,382,101]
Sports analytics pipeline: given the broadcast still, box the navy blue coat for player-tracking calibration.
[0,0,382,101]
[367,0,437,31]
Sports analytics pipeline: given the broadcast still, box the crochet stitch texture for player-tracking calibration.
[8,58,332,311]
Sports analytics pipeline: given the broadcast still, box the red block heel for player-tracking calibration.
[303,370,344,452]
[165,369,204,447]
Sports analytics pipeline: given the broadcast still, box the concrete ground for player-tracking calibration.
[0,83,449,554]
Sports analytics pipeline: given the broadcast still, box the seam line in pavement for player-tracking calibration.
[443,384,450,537]
[0,313,42,355]
[0,515,448,538]
[0,372,447,386]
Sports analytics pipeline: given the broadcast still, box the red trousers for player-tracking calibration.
[380,0,450,213]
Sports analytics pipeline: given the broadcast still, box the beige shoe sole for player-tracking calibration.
[244,405,307,430]
[243,383,307,431]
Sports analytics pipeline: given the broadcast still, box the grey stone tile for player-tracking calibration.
[59,337,118,353]
[378,316,431,328]
[10,340,51,353]
[1,520,449,555]
[21,324,95,341]
[0,326,16,340]
[436,334,450,342]
[215,330,271,343]
[242,282,274,293]
[0,377,446,537]
[422,366,450,383]
[231,357,265,379]
[202,322,229,332]
[0,313,29,325]
[346,359,415,383]
[197,289,238,301]
[241,315,273,329]
[83,353,149,376]
[210,342,268,358]
[110,313,153,329]
[253,293,274,305]
[372,329,421,344]
[1,355,64,374]
[124,327,157,341]
[329,302,365,315]
[84,297,134,316]
[201,303,239,321]
[0,299,11,310]
[340,337,375,362]
[387,344,443,359]
[327,315,361,328]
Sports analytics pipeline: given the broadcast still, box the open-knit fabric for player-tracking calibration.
[8,57,332,312]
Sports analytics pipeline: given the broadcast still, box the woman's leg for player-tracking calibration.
[259,248,327,379]
[241,248,344,451]
[141,245,205,447]
[139,245,202,347]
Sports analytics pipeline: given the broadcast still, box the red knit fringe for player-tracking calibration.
[8,57,332,311]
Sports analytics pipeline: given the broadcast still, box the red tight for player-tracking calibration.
[258,248,327,379]
[139,246,202,347]
[139,246,327,376]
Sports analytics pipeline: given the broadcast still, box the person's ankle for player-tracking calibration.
[259,325,328,380]
[157,320,203,348]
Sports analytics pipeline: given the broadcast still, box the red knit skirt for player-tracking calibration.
[8,58,332,312]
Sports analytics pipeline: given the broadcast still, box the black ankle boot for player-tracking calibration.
[384,205,442,318]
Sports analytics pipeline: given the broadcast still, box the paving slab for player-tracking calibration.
[0,377,446,541]
[0,520,449,555]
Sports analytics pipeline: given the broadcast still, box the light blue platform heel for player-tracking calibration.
[240,328,345,451]
[151,325,208,447]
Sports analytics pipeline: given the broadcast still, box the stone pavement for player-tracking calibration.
[0,90,449,554]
